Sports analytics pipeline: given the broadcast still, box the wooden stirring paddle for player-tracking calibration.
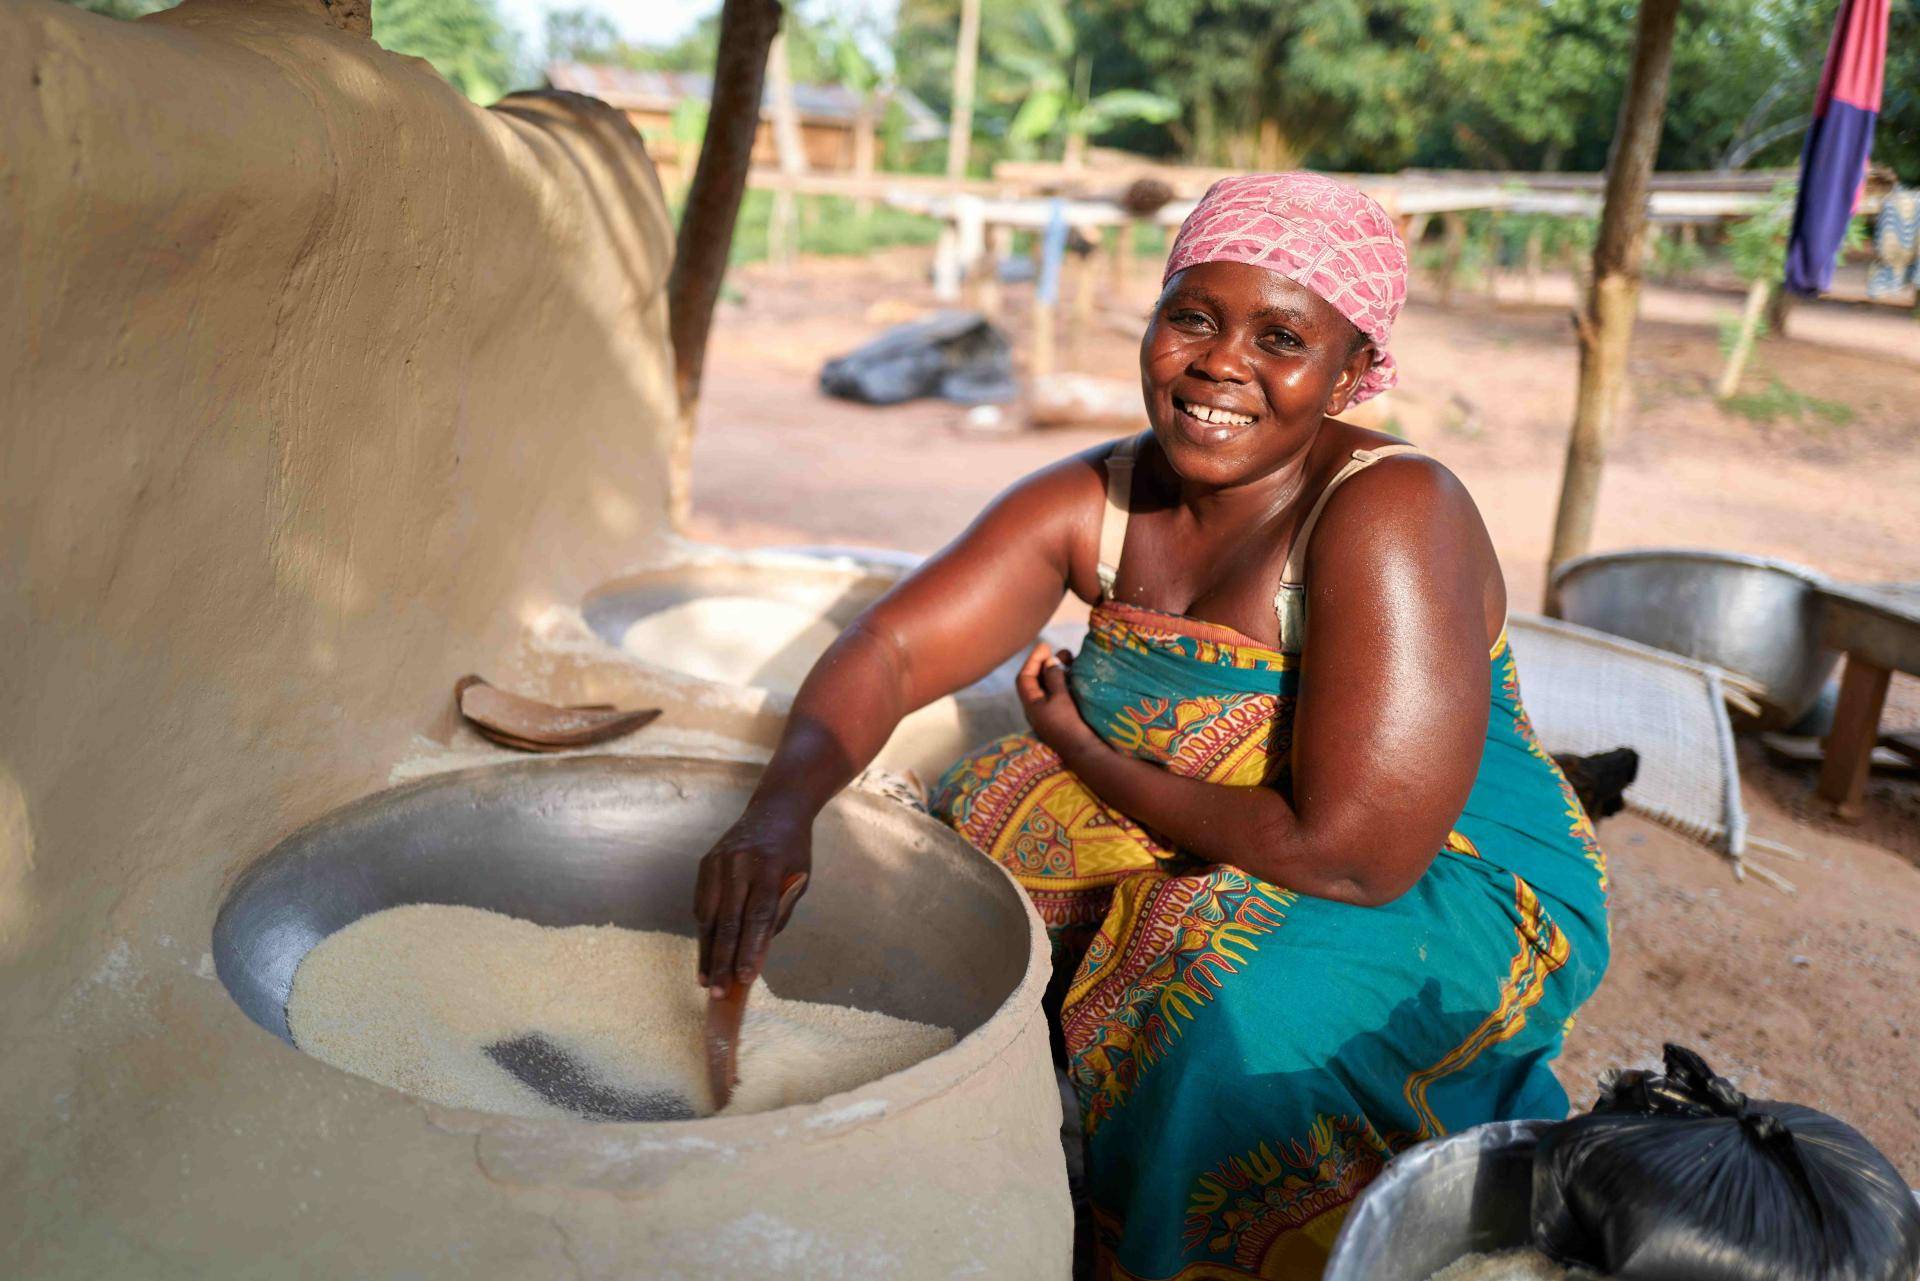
[706,872,809,1111]
[454,674,660,753]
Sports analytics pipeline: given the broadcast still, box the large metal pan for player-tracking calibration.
[1550,548,1838,730]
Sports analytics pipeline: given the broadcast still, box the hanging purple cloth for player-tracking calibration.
[1784,0,1890,295]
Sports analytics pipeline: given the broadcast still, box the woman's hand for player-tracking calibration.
[693,805,812,997]
[1017,641,1101,762]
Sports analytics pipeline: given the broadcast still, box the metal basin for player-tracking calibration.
[582,550,1028,782]
[1326,1120,1920,1280]
[582,553,902,691]
[210,755,1070,1276]
[1551,548,1839,730]
[1324,1120,1549,1280]
[214,754,1033,1074]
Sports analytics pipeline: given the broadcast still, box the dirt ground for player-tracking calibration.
[684,246,1920,1175]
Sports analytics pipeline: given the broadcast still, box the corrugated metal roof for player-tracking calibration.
[546,62,944,139]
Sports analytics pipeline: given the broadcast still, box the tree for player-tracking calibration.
[1547,0,1683,589]
[544,6,623,66]
[373,0,517,105]
[988,0,1177,165]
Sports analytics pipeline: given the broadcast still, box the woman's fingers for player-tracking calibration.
[1040,656,1070,696]
[1015,640,1053,705]
[733,868,787,986]
[705,859,752,996]
[693,855,721,984]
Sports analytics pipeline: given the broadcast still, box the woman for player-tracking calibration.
[695,173,1609,1280]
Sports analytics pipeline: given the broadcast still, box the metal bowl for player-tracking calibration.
[581,550,1030,782]
[1551,548,1839,730]
[1326,1120,1920,1280]
[213,755,1036,1065]
[582,553,901,681]
[1323,1120,1550,1281]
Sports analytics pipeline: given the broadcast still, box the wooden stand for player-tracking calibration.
[1813,581,1920,820]
[1819,659,1892,821]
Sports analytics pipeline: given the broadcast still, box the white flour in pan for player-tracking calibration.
[285,904,953,1120]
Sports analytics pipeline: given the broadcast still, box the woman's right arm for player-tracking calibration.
[694,450,1108,994]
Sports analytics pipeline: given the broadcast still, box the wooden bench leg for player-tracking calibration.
[1818,655,1892,821]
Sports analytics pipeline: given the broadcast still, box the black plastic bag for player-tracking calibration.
[818,310,1017,406]
[1532,1043,1920,1281]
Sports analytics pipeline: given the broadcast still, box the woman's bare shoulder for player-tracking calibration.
[978,438,1121,532]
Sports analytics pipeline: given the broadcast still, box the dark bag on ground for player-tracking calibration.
[818,310,1016,406]
[1531,1043,1920,1281]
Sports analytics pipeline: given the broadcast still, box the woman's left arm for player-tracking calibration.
[1028,458,1494,907]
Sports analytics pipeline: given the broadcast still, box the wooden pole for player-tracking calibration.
[979,222,1009,318]
[852,104,877,218]
[1032,298,1057,378]
[1716,277,1772,398]
[766,29,806,275]
[1439,213,1466,308]
[1544,0,1682,601]
[946,0,982,184]
[1818,656,1892,821]
[1072,228,1102,346]
[1484,211,1503,300]
[1113,220,1137,295]
[665,0,783,531]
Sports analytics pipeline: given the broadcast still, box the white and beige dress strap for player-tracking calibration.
[1095,433,1144,597]
[1274,444,1423,652]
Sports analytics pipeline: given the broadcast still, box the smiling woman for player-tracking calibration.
[692,172,1609,1281]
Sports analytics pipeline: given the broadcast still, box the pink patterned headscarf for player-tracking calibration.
[1163,172,1407,404]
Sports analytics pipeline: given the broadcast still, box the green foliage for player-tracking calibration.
[1727,182,1868,283]
[893,0,1918,178]
[373,0,517,105]
[1650,233,1709,283]
[1720,377,1855,428]
[544,7,623,66]
[981,0,1177,160]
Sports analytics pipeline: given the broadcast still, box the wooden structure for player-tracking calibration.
[664,0,781,530]
[1814,581,1920,820]
[547,62,942,186]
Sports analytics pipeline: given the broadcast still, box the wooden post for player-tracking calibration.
[766,29,806,274]
[956,195,986,306]
[932,222,963,301]
[1765,285,1794,337]
[1716,277,1772,398]
[1113,220,1137,296]
[1544,0,1683,596]
[979,223,1009,318]
[1439,213,1467,308]
[946,0,981,183]
[1818,657,1891,821]
[1485,211,1503,300]
[1523,224,1544,301]
[665,0,783,531]
[1073,228,1102,339]
[852,103,877,218]
[1032,297,1057,378]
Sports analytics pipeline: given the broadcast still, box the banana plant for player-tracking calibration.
[991,0,1177,164]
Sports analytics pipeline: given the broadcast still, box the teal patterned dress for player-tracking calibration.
[933,601,1611,1280]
